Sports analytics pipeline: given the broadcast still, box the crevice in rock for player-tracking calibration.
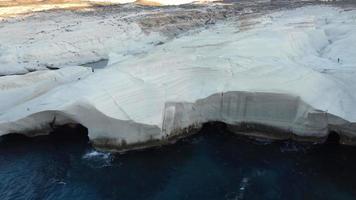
[81,58,109,69]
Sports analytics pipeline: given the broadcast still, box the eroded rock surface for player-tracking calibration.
[1,1,356,151]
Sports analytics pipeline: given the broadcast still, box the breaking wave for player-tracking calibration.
[82,150,113,168]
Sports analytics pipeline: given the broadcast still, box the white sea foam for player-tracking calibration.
[82,150,113,168]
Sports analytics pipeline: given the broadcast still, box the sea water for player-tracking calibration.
[1,124,356,200]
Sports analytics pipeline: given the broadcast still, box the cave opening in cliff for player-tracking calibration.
[0,123,89,151]
[49,123,89,142]
[325,131,340,145]
[200,121,228,134]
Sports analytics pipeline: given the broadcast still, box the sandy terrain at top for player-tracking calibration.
[0,0,86,6]
[0,0,104,18]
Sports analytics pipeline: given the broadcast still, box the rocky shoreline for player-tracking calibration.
[1,1,356,152]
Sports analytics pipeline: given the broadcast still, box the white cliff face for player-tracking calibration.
[0,5,356,150]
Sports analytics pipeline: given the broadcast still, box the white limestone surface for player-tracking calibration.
[1,5,356,149]
[0,11,165,75]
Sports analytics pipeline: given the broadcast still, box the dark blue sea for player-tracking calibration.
[1,124,356,200]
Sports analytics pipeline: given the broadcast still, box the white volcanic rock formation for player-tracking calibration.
[0,5,356,150]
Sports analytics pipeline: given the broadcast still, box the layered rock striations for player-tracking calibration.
[0,2,356,151]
